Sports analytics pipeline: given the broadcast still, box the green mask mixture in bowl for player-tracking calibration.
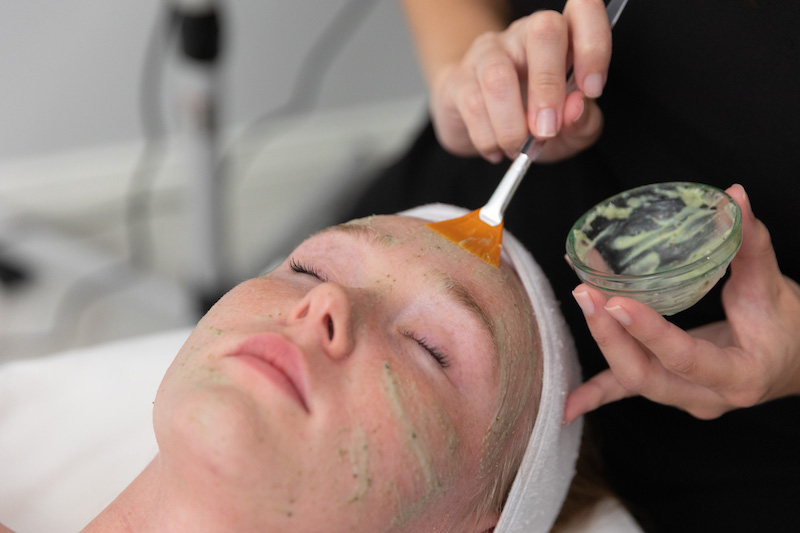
[566,182,742,315]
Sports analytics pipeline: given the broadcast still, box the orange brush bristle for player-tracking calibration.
[426,209,504,267]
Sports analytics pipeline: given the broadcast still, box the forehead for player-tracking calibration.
[313,215,531,325]
[323,215,513,279]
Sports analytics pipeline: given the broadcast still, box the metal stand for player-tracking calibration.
[173,1,228,314]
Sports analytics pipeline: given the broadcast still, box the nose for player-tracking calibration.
[287,282,355,360]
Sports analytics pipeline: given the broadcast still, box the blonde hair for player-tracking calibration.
[454,269,543,531]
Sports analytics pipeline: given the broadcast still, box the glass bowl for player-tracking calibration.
[566,182,742,315]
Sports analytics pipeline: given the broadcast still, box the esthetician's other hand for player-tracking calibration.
[404,0,612,164]
[564,185,800,423]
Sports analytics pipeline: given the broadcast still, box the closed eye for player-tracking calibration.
[405,331,450,369]
[289,257,326,281]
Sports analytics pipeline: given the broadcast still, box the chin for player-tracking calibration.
[153,382,277,486]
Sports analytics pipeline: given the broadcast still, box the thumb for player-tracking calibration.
[538,93,604,163]
[563,370,632,424]
[724,184,782,307]
[562,92,603,142]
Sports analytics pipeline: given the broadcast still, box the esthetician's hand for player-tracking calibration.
[428,0,611,163]
[564,185,800,423]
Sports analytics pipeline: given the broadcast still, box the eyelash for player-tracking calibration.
[291,257,450,370]
[407,332,450,369]
[289,257,325,281]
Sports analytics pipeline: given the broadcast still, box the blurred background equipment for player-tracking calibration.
[0,0,427,362]
[172,0,227,313]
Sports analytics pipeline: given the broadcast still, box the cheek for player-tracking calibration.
[335,360,475,525]
[203,277,298,331]
[157,279,299,393]
[152,325,286,488]
[156,319,236,403]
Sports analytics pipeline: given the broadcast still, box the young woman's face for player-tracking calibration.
[153,215,538,532]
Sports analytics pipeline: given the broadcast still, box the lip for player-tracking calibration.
[227,333,310,413]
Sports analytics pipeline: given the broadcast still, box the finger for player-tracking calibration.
[561,92,603,143]
[525,10,569,139]
[572,286,656,392]
[429,66,487,159]
[563,90,586,126]
[724,184,782,309]
[564,369,632,424]
[538,95,604,162]
[451,74,504,163]
[564,0,612,98]
[575,287,730,417]
[603,296,748,394]
[472,35,529,158]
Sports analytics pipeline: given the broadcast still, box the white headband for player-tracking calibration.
[400,204,583,533]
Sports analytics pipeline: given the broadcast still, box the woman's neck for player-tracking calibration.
[79,454,244,533]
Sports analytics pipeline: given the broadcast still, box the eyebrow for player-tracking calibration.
[317,221,397,247]
[321,223,498,352]
[436,273,498,353]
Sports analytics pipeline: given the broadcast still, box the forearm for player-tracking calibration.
[399,0,511,89]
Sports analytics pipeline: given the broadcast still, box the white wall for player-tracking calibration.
[0,0,426,160]
[0,0,431,279]
[0,0,431,357]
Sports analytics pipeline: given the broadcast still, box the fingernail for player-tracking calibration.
[605,305,632,326]
[486,151,503,164]
[572,290,595,316]
[573,97,586,124]
[583,73,604,98]
[536,108,556,138]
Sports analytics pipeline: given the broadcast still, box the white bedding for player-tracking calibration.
[0,329,189,533]
[0,329,641,533]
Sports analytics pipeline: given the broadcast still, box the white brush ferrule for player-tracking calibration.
[479,153,533,227]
